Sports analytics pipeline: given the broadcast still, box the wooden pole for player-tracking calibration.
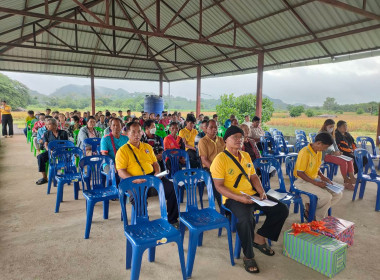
[90,67,95,116]
[196,65,201,117]
[255,53,264,118]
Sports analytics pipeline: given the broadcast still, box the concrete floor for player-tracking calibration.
[1,135,379,280]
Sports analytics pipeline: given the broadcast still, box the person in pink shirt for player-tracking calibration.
[159,113,170,127]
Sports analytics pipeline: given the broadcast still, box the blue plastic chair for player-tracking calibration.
[264,131,272,137]
[79,155,119,239]
[163,149,205,208]
[356,136,380,170]
[82,137,102,155]
[118,176,186,280]
[320,161,336,181]
[51,147,83,213]
[285,154,318,222]
[352,148,380,211]
[295,130,307,138]
[254,157,305,222]
[309,132,317,143]
[295,140,309,153]
[173,169,234,278]
[47,140,75,195]
[261,135,286,165]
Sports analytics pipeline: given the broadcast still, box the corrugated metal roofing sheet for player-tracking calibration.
[0,0,379,81]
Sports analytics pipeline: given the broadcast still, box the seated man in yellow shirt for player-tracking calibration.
[115,122,179,227]
[179,114,199,168]
[198,119,225,208]
[211,126,288,274]
[294,132,343,220]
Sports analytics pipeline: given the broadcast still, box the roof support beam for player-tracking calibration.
[0,6,260,53]
[317,0,380,21]
[159,72,163,97]
[282,0,333,58]
[72,0,104,24]
[161,0,191,33]
[90,67,95,115]
[35,22,75,51]
[131,0,156,31]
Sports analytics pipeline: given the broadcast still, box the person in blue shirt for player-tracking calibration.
[100,118,129,161]
[224,114,235,128]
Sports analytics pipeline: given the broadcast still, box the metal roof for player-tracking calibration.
[0,0,379,82]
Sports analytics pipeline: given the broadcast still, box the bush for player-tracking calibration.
[305,109,315,117]
[356,108,364,115]
[289,105,305,117]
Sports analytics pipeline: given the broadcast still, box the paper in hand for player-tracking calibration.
[240,191,278,207]
[155,170,169,178]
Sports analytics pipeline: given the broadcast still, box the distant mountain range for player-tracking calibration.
[29,84,294,110]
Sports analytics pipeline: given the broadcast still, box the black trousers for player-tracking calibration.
[2,114,13,136]
[128,175,179,225]
[225,196,289,259]
[187,149,200,168]
[37,151,49,172]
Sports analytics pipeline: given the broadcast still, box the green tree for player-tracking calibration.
[323,97,338,111]
[0,73,30,108]
[289,105,305,117]
[356,108,364,115]
[216,93,274,125]
[305,109,315,117]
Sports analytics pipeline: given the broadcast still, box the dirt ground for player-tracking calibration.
[1,135,379,280]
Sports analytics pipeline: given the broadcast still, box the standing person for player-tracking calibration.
[198,119,225,208]
[36,118,69,185]
[77,116,100,155]
[211,126,289,274]
[294,132,343,220]
[319,119,356,190]
[179,114,199,168]
[115,122,179,227]
[248,116,265,151]
[1,100,13,138]
[335,120,367,174]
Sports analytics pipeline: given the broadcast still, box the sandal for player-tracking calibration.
[243,258,260,274]
[252,242,275,256]
[36,178,48,185]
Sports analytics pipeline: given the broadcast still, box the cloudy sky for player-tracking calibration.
[2,56,380,106]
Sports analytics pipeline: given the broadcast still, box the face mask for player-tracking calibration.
[150,128,156,134]
[70,121,75,125]
[327,127,334,133]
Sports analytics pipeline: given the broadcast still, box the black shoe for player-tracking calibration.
[36,178,48,185]
[171,221,180,230]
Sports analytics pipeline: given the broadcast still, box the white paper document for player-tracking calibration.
[155,170,169,178]
[326,182,345,193]
[266,189,288,200]
[240,191,278,207]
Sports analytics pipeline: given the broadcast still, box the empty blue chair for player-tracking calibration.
[173,169,234,278]
[51,147,83,213]
[295,139,309,153]
[295,130,307,138]
[82,137,102,155]
[118,176,186,280]
[254,157,305,222]
[285,154,318,222]
[356,136,380,170]
[47,140,75,195]
[353,148,380,211]
[309,132,317,143]
[264,131,272,137]
[79,155,118,239]
[261,135,286,165]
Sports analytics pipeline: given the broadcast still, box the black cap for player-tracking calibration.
[223,125,244,141]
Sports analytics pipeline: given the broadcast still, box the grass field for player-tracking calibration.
[267,112,378,139]
[6,111,379,141]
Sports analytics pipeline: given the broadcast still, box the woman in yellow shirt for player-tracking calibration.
[1,100,13,138]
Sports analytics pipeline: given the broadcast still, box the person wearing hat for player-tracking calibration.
[210,126,289,274]
[248,116,265,151]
